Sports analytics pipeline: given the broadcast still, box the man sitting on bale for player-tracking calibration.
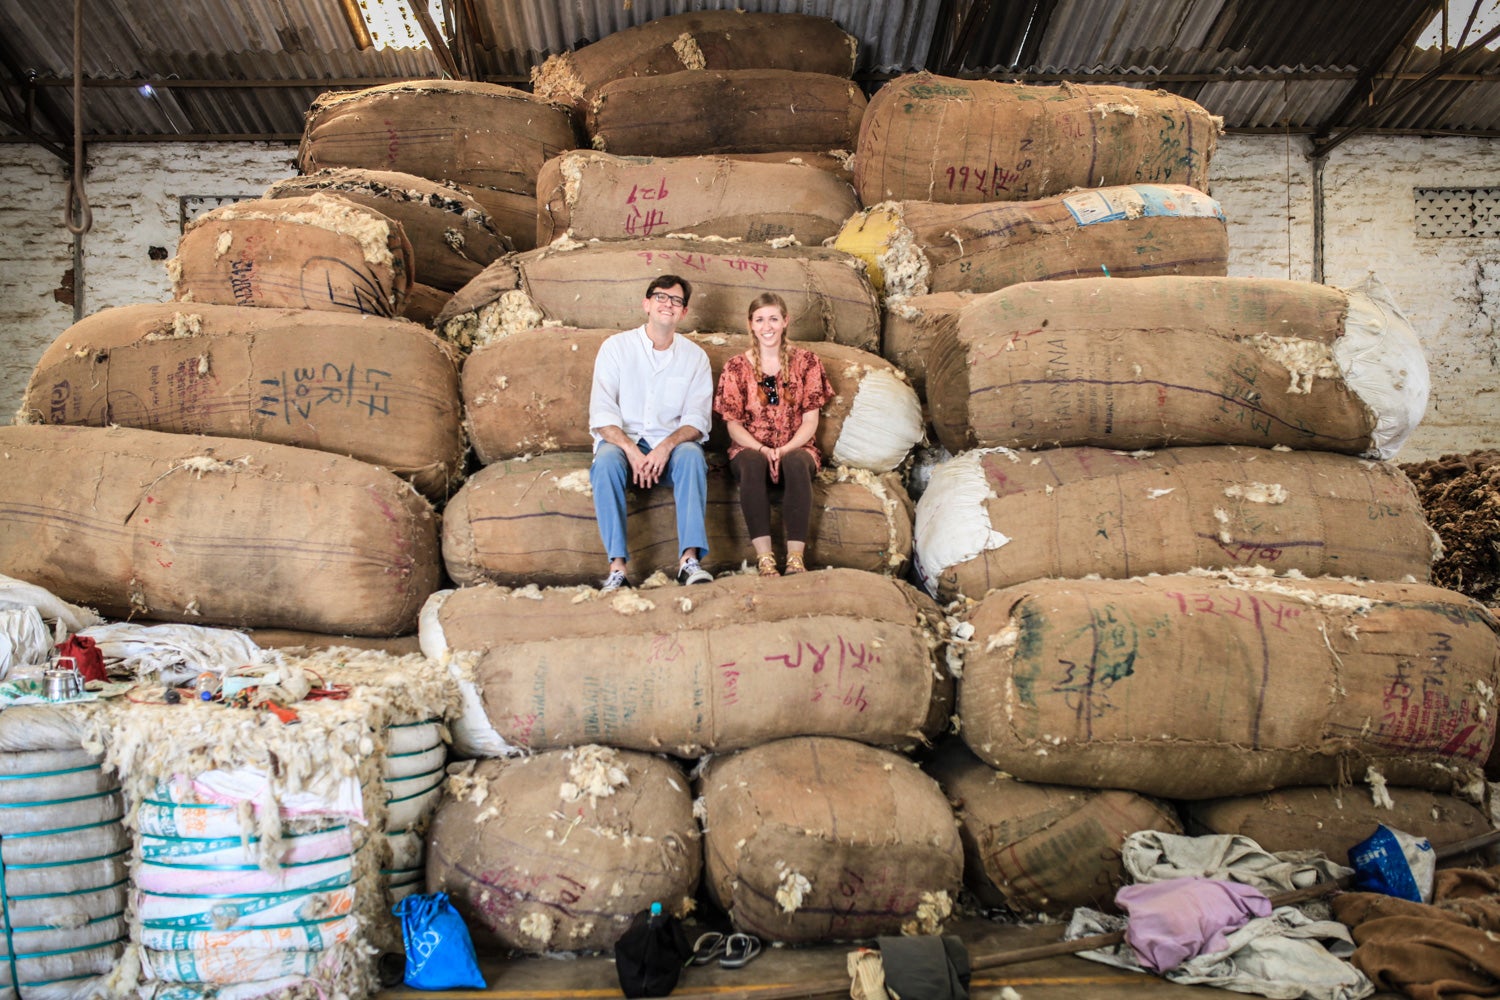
[589,274,714,592]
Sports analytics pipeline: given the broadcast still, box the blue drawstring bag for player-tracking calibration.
[392,892,488,990]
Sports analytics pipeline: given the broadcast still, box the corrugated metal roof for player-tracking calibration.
[4,0,1499,148]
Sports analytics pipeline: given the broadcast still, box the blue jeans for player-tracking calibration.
[590,440,709,565]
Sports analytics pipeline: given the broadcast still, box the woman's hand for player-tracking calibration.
[762,443,781,483]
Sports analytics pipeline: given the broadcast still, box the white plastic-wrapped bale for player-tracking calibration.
[0,706,128,1000]
[381,718,446,904]
[587,70,866,157]
[427,747,700,953]
[297,80,578,251]
[927,275,1428,458]
[20,302,465,501]
[699,737,961,943]
[536,151,859,245]
[835,184,1228,301]
[923,738,1181,917]
[442,453,911,586]
[855,73,1218,205]
[913,444,1438,601]
[959,574,1500,799]
[265,168,509,292]
[435,237,880,352]
[0,425,439,636]
[529,10,857,117]
[418,569,951,757]
[1184,785,1493,864]
[169,194,413,317]
[102,649,457,998]
[461,329,921,472]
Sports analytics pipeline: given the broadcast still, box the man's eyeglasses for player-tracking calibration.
[758,375,779,406]
[649,291,687,308]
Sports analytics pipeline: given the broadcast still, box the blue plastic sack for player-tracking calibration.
[1349,824,1434,903]
[392,892,487,989]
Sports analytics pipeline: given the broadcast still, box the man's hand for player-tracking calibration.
[636,440,675,488]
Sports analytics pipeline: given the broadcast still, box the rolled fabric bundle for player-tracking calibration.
[442,452,912,585]
[834,184,1227,299]
[436,236,880,352]
[923,738,1182,916]
[537,150,858,245]
[1185,785,1493,864]
[461,329,921,472]
[427,747,700,952]
[587,69,866,158]
[21,301,465,500]
[958,573,1500,798]
[913,444,1438,601]
[297,80,578,250]
[699,737,962,943]
[927,274,1429,458]
[882,292,975,398]
[0,425,439,635]
[855,73,1218,205]
[418,569,952,756]
[529,10,857,116]
[266,167,509,291]
[169,194,413,316]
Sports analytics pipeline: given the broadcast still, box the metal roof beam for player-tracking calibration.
[1312,17,1500,156]
[1312,1,1443,145]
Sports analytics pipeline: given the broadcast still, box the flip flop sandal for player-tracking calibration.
[720,933,762,969]
[690,931,727,966]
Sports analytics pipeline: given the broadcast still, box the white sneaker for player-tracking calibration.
[676,557,712,585]
[600,569,630,593]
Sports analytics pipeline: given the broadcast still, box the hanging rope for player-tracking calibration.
[63,0,92,236]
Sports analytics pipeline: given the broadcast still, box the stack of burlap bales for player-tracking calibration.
[416,11,970,952]
[864,77,1500,916]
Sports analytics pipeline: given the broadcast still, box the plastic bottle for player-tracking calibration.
[195,672,221,701]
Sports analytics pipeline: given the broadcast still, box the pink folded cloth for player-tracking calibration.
[1117,877,1273,972]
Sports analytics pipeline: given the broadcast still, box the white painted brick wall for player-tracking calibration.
[0,134,1494,461]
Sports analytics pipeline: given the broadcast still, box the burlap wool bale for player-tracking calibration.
[442,453,911,586]
[537,151,859,245]
[914,445,1438,601]
[835,184,1228,300]
[462,329,922,471]
[0,425,438,635]
[399,282,453,328]
[169,194,413,316]
[588,70,866,157]
[700,737,962,942]
[923,739,1181,916]
[927,275,1428,458]
[420,569,951,756]
[21,302,465,500]
[882,292,975,398]
[266,168,509,291]
[298,80,578,250]
[529,11,857,116]
[437,237,879,351]
[1185,786,1493,863]
[959,574,1500,799]
[427,747,700,953]
[856,74,1218,205]
[728,150,855,184]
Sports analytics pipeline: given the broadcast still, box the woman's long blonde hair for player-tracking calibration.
[747,292,792,407]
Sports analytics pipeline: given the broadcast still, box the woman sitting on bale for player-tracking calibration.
[713,292,834,576]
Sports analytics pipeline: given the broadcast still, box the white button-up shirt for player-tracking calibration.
[589,325,713,452]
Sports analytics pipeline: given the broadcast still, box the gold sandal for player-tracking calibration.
[756,553,780,577]
[784,552,806,575]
